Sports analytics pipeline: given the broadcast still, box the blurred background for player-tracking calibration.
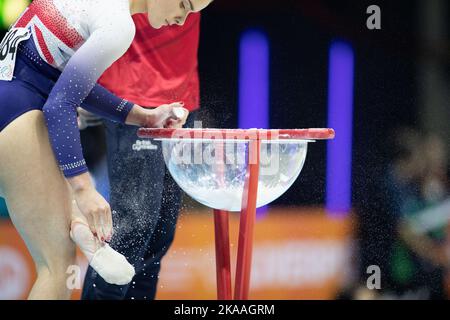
[0,0,449,300]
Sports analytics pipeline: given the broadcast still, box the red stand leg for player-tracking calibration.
[234,140,260,300]
[213,209,232,300]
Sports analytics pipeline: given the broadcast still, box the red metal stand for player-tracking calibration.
[234,139,260,300]
[212,141,233,300]
[213,210,232,300]
[212,139,261,300]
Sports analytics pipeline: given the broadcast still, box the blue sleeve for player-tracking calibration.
[42,17,135,178]
[81,83,134,124]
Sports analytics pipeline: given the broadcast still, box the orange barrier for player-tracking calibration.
[0,221,86,300]
[156,208,353,300]
[0,222,35,300]
[0,208,353,300]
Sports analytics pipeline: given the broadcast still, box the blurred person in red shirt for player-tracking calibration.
[82,12,201,300]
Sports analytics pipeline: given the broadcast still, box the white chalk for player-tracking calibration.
[173,107,186,119]
[90,244,136,286]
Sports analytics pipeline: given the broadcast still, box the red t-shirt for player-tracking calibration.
[99,13,200,111]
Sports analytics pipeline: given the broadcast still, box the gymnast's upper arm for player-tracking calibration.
[77,15,135,83]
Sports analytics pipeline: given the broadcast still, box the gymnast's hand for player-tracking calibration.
[151,102,189,128]
[68,173,113,243]
[126,102,189,128]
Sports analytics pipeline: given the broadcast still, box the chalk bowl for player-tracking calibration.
[163,138,308,211]
[137,128,335,212]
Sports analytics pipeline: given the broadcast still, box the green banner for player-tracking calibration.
[0,197,9,218]
[0,0,5,29]
[0,0,31,29]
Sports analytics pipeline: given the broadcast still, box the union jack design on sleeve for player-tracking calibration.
[14,0,86,69]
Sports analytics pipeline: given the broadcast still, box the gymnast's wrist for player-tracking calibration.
[67,172,95,193]
[125,104,150,127]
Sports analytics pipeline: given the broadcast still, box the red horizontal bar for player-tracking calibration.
[137,128,335,141]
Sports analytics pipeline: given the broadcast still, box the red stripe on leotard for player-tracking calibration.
[14,0,84,50]
[32,0,84,48]
[15,8,34,28]
[34,25,54,64]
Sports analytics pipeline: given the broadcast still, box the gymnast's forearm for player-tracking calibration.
[81,83,135,123]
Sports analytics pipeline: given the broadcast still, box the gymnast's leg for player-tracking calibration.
[0,110,76,300]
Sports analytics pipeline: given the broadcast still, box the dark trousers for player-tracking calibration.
[82,113,196,300]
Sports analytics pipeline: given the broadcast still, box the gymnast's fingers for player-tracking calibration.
[92,210,105,243]
[103,204,113,242]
